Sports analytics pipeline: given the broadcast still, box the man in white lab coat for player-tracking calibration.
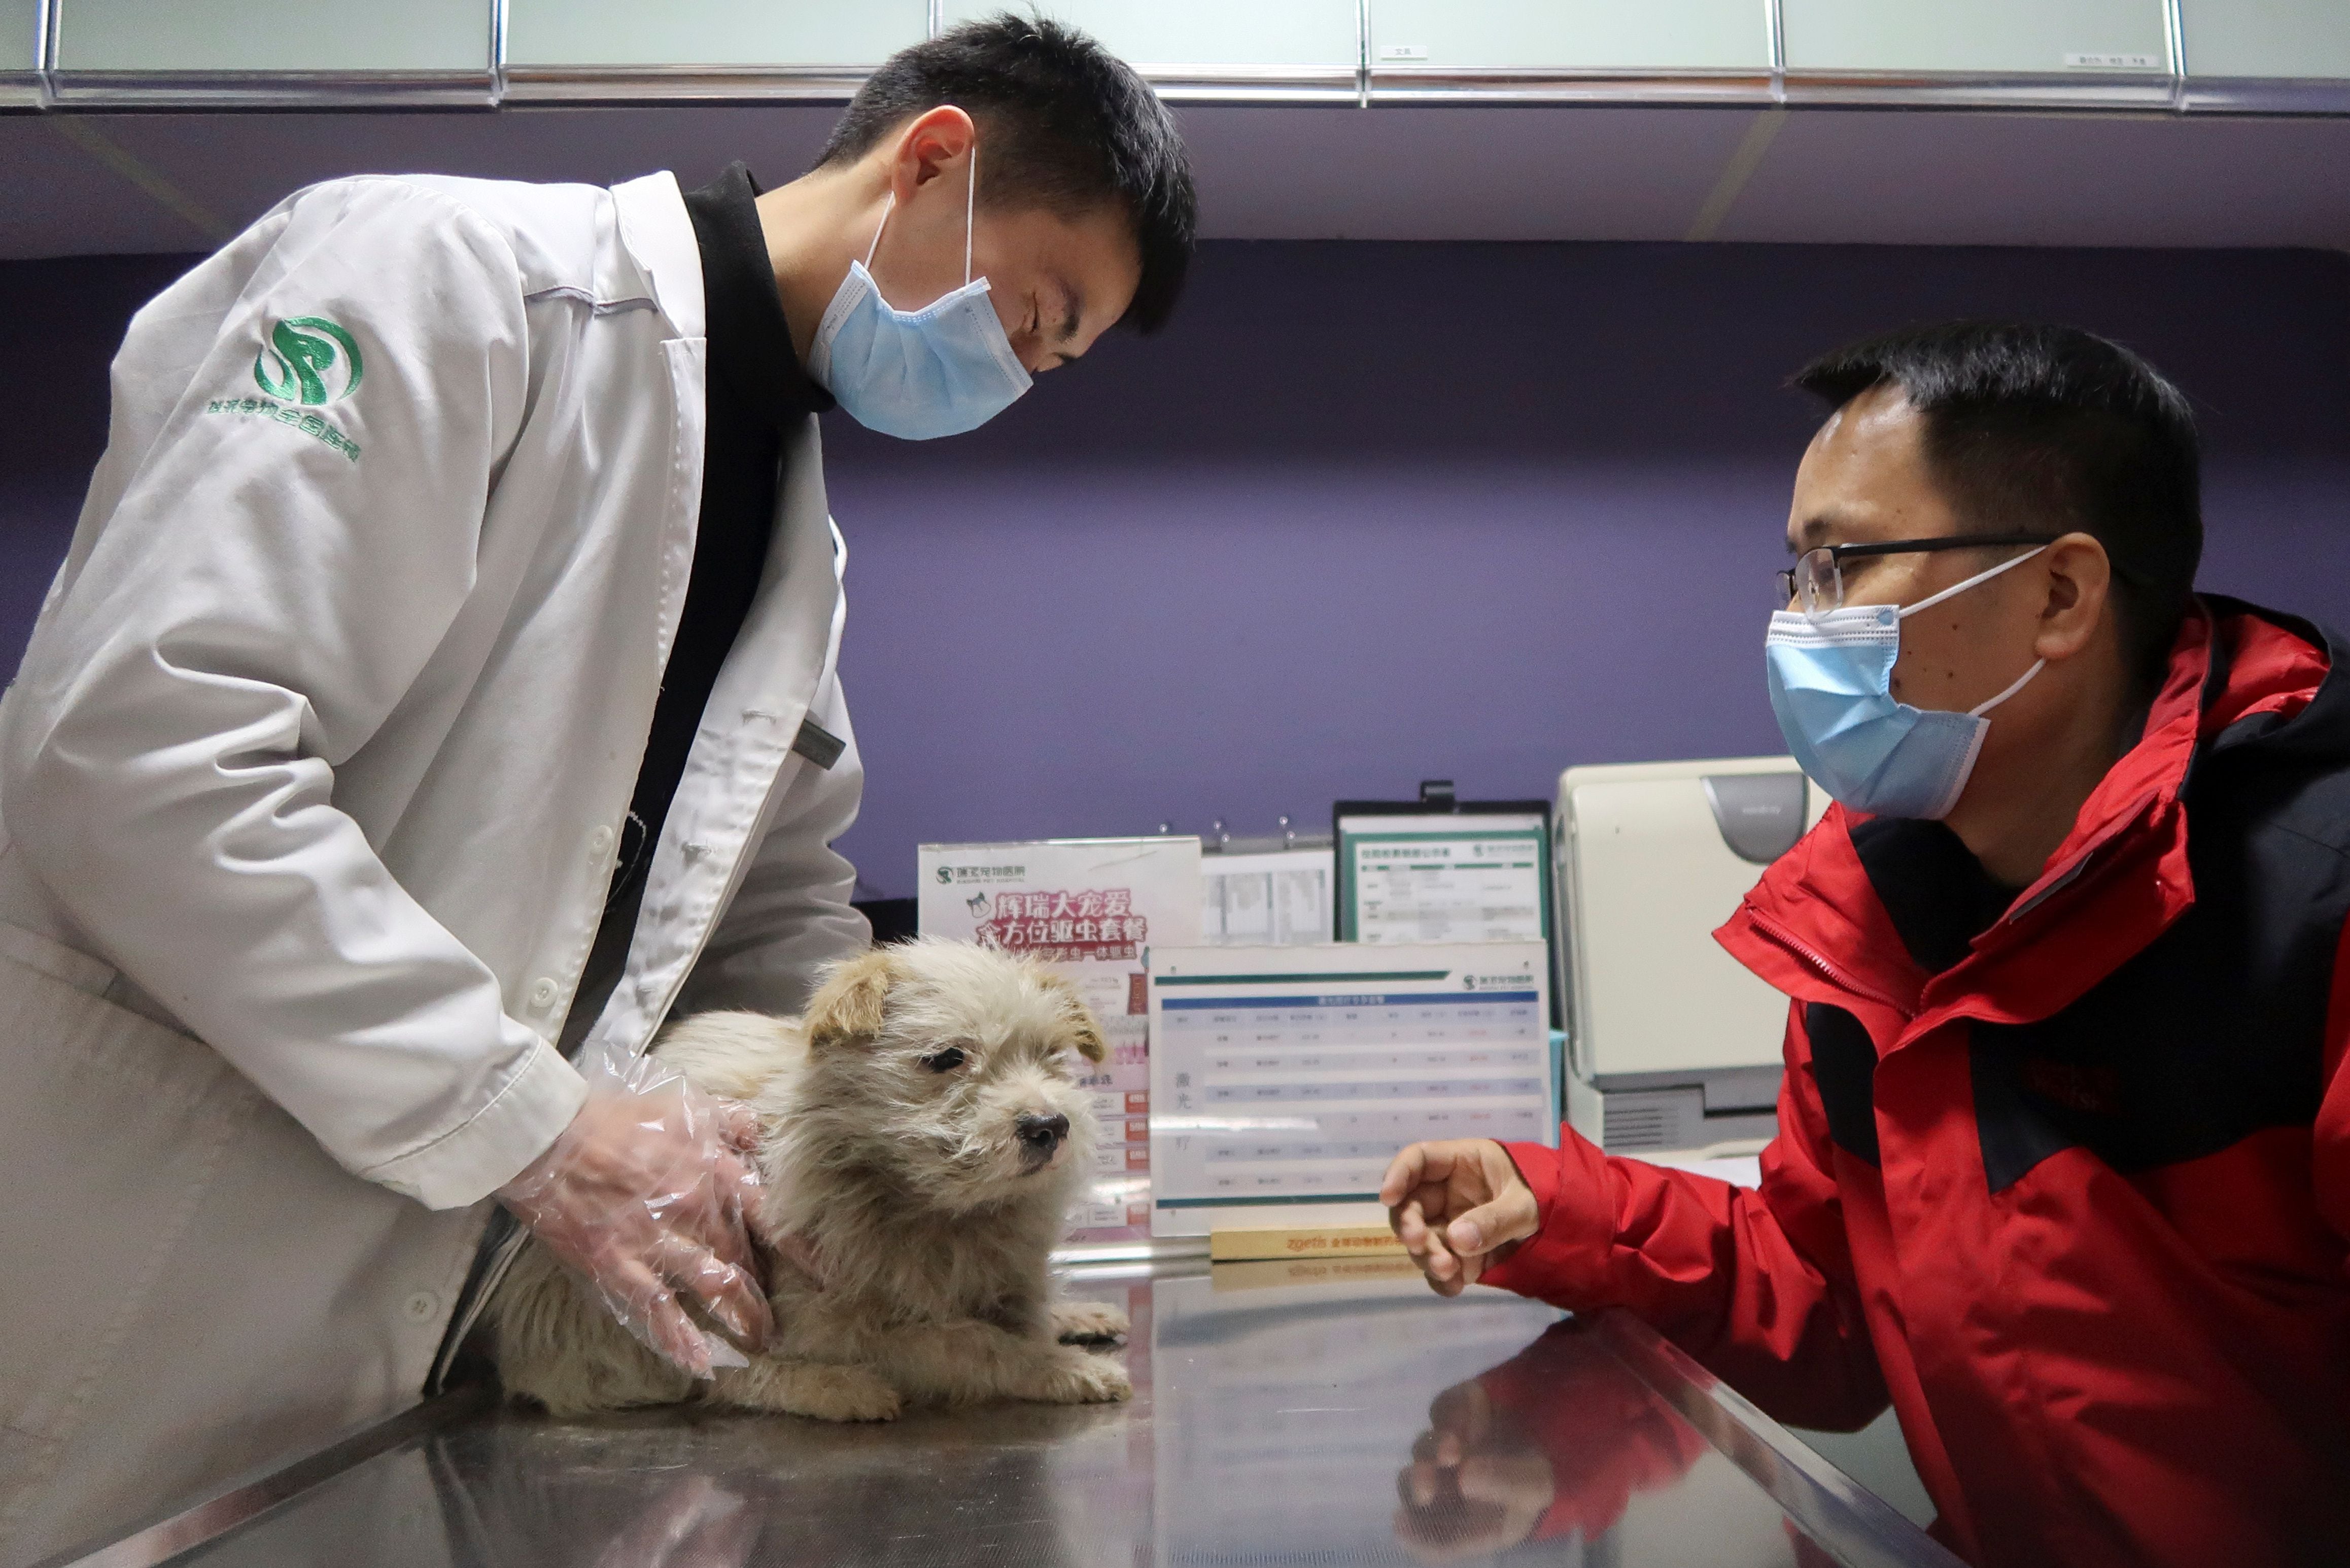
[0,17,1195,1564]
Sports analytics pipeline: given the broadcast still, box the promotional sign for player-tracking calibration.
[919,837,1203,1244]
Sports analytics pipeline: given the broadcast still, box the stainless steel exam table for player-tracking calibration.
[46,1259,1960,1568]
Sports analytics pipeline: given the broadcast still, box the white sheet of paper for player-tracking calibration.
[1201,848,1334,945]
[1337,812,1548,944]
[1147,941,1554,1237]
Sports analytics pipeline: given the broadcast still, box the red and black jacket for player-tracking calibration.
[1483,596,2350,1568]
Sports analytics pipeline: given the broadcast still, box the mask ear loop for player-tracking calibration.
[1890,543,2051,719]
[1896,544,2048,621]
[1968,658,2047,718]
[861,134,975,284]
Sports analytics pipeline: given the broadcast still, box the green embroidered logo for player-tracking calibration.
[253,316,363,406]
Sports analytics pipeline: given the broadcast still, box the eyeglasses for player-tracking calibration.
[1777,533,2058,616]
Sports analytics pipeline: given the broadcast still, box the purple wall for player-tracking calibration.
[8,242,2348,900]
[1,255,195,664]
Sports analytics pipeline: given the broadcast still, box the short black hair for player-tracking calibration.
[818,14,1196,335]
[1792,321,2203,684]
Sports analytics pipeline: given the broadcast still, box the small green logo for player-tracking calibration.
[254,316,363,406]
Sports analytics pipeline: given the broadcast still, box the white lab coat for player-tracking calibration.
[0,171,869,1566]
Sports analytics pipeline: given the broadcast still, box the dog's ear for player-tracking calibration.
[1035,971,1110,1064]
[805,950,895,1048]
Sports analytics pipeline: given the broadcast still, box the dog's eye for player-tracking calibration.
[922,1048,967,1073]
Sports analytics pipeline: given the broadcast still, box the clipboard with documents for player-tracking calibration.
[1147,940,1556,1238]
[1332,786,1553,948]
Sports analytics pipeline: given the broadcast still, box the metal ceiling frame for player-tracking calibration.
[33,0,1365,109]
[13,2,2350,122]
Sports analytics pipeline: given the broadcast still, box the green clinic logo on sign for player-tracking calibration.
[254,316,363,406]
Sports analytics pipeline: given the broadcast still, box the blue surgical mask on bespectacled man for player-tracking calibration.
[806,142,1034,441]
[1765,545,2049,820]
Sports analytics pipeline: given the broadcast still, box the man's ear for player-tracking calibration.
[805,951,896,1048]
[2035,532,2114,663]
[1035,971,1109,1064]
[886,103,976,204]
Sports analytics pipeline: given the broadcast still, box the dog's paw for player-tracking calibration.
[717,1360,903,1422]
[1051,1300,1130,1346]
[791,1364,904,1422]
[1020,1347,1132,1406]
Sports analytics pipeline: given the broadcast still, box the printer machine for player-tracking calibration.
[1552,756,1825,1157]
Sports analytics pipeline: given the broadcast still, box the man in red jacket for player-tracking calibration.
[1382,321,2350,1568]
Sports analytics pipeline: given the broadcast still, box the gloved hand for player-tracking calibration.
[498,1060,774,1377]
[591,1476,762,1568]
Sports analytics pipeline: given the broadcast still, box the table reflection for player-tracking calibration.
[162,1268,1940,1568]
[583,1476,759,1568]
[1392,1323,1709,1563]
[413,1397,1129,1568]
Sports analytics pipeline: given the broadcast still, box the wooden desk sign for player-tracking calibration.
[1207,1224,1406,1263]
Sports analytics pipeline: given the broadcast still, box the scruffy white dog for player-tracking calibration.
[490,939,1132,1421]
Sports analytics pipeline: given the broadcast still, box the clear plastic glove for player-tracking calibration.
[498,1058,774,1377]
[590,1476,762,1568]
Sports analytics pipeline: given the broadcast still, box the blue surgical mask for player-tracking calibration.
[806,144,1033,441]
[1766,546,2049,820]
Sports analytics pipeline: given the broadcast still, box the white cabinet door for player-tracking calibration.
[2182,0,2350,80]
[1369,0,1773,75]
[3,0,38,102]
[507,1,929,72]
[3,0,35,71]
[53,0,491,74]
[939,0,1359,74]
[1783,0,2170,76]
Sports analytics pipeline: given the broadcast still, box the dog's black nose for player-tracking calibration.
[1017,1112,1070,1154]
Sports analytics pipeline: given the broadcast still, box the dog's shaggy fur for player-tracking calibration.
[488,939,1132,1421]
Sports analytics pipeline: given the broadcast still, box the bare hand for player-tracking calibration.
[1393,1379,1557,1562]
[1380,1139,1539,1297]
[499,1066,775,1376]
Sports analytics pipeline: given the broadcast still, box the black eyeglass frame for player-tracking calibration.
[1776,532,2061,612]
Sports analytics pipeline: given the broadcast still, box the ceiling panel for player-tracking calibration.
[0,116,222,254]
[41,105,842,255]
[1172,104,1764,240]
[1717,110,2350,249]
[4,102,2349,260]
